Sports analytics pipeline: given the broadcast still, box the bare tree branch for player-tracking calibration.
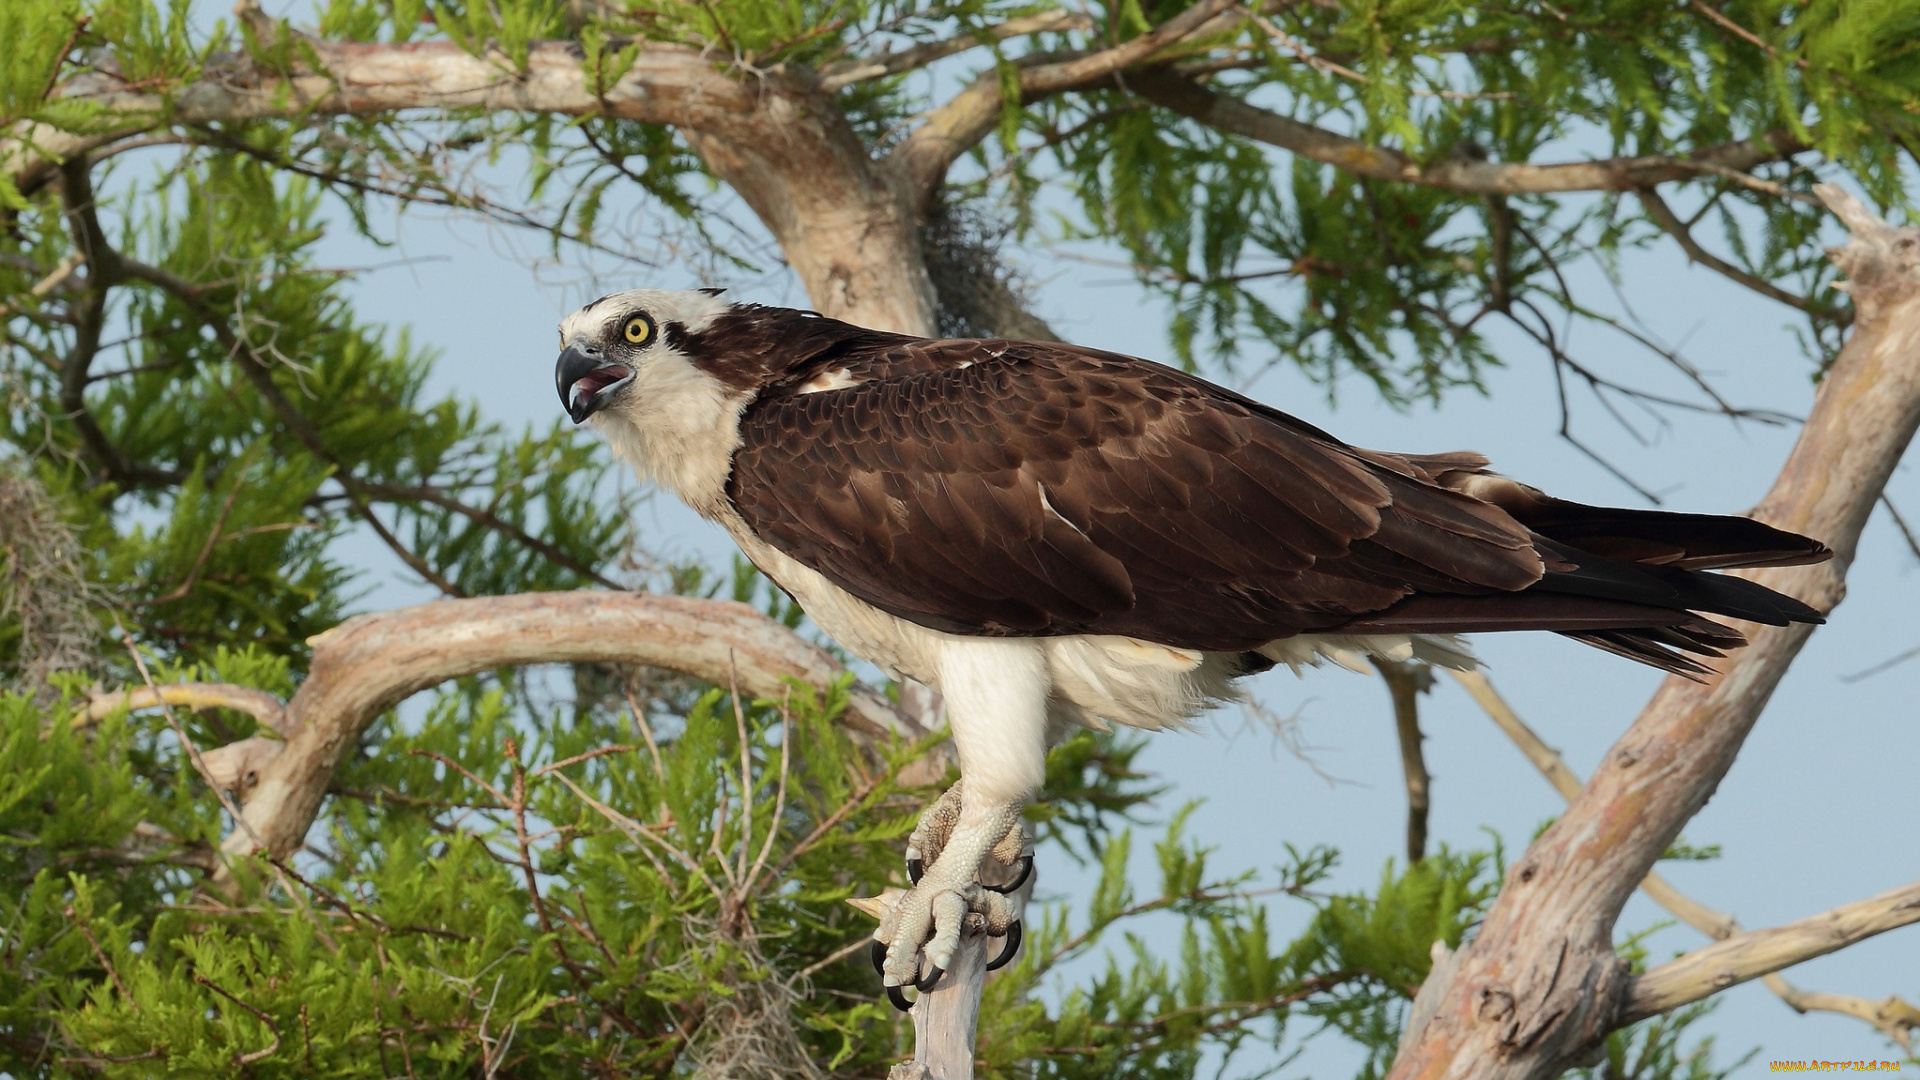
[7,39,759,198]
[1624,880,1920,1022]
[890,0,1240,203]
[82,682,290,733]
[1391,185,1920,1078]
[213,591,929,886]
[1374,658,1432,865]
[1127,68,1808,196]
[1450,668,1920,1052]
[819,10,1094,92]
[1635,188,1839,320]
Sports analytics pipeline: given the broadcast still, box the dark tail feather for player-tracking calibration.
[1561,630,1717,678]
[1385,453,1832,677]
[1533,537,1826,627]
[1405,453,1832,571]
[1521,506,1830,571]
[1339,531,1825,680]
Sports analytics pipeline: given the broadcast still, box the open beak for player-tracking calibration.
[555,346,635,424]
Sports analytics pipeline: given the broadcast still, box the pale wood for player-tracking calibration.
[213,591,927,883]
[82,682,290,733]
[1625,879,1920,1021]
[1389,186,1920,1079]
[907,839,1033,1080]
[1451,667,1920,1051]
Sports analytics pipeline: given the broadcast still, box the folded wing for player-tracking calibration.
[727,340,1828,676]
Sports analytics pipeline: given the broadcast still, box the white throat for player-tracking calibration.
[594,373,748,519]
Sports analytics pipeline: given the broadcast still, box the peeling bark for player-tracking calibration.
[1389,187,1920,1078]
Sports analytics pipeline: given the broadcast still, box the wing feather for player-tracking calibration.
[727,340,1544,648]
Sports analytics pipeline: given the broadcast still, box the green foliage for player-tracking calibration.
[2,144,634,671]
[3,674,1747,1077]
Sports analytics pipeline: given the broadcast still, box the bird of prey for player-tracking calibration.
[554,289,1828,1006]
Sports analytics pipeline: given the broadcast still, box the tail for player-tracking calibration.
[1343,453,1831,678]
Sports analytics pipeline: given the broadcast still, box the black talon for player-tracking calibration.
[914,964,945,992]
[983,854,1033,894]
[986,920,1023,972]
[870,939,887,976]
[886,984,913,1012]
[906,857,925,885]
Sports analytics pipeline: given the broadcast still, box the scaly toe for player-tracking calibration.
[921,889,969,973]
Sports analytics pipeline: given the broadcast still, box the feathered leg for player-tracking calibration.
[874,639,1048,994]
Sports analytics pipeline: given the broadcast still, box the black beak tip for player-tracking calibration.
[556,346,625,425]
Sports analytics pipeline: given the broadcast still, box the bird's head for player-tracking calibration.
[554,287,737,425]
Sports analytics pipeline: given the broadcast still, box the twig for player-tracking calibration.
[1688,0,1807,70]
[1636,188,1833,318]
[532,744,636,777]
[147,443,264,606]
[192,971,282,1065]
[819,10,1095,91]
[65,906,136,1008]
[794,934,874,982]
[729,654,753,891]
[1838,643,1920,684]
[1880,494,1920,564]
[1374,659,1432,864]
[742,688,793,897]
[0,251,85,320]
[621,687,669,785]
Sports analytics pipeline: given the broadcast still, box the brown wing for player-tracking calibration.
[726,340,1543,651]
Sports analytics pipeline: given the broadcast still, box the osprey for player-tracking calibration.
[554,289,1829,1005]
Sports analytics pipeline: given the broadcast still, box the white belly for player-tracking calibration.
[712,510,1476,737]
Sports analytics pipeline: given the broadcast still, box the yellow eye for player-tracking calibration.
[622,315,653,345]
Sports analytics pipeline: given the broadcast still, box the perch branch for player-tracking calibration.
[213,592,927,885]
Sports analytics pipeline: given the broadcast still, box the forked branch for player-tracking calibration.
[1390,185,1920,1078]
[1451,668,1920,1052]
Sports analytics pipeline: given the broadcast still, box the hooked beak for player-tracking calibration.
[555,345,635,424]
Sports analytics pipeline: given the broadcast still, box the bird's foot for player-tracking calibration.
[903,782,1032,892]
[867,883,1022,1011]
[867,788,1030,1009]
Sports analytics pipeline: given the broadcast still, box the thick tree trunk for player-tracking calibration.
[683,70,938,336]
[1389,188,1920,1078]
